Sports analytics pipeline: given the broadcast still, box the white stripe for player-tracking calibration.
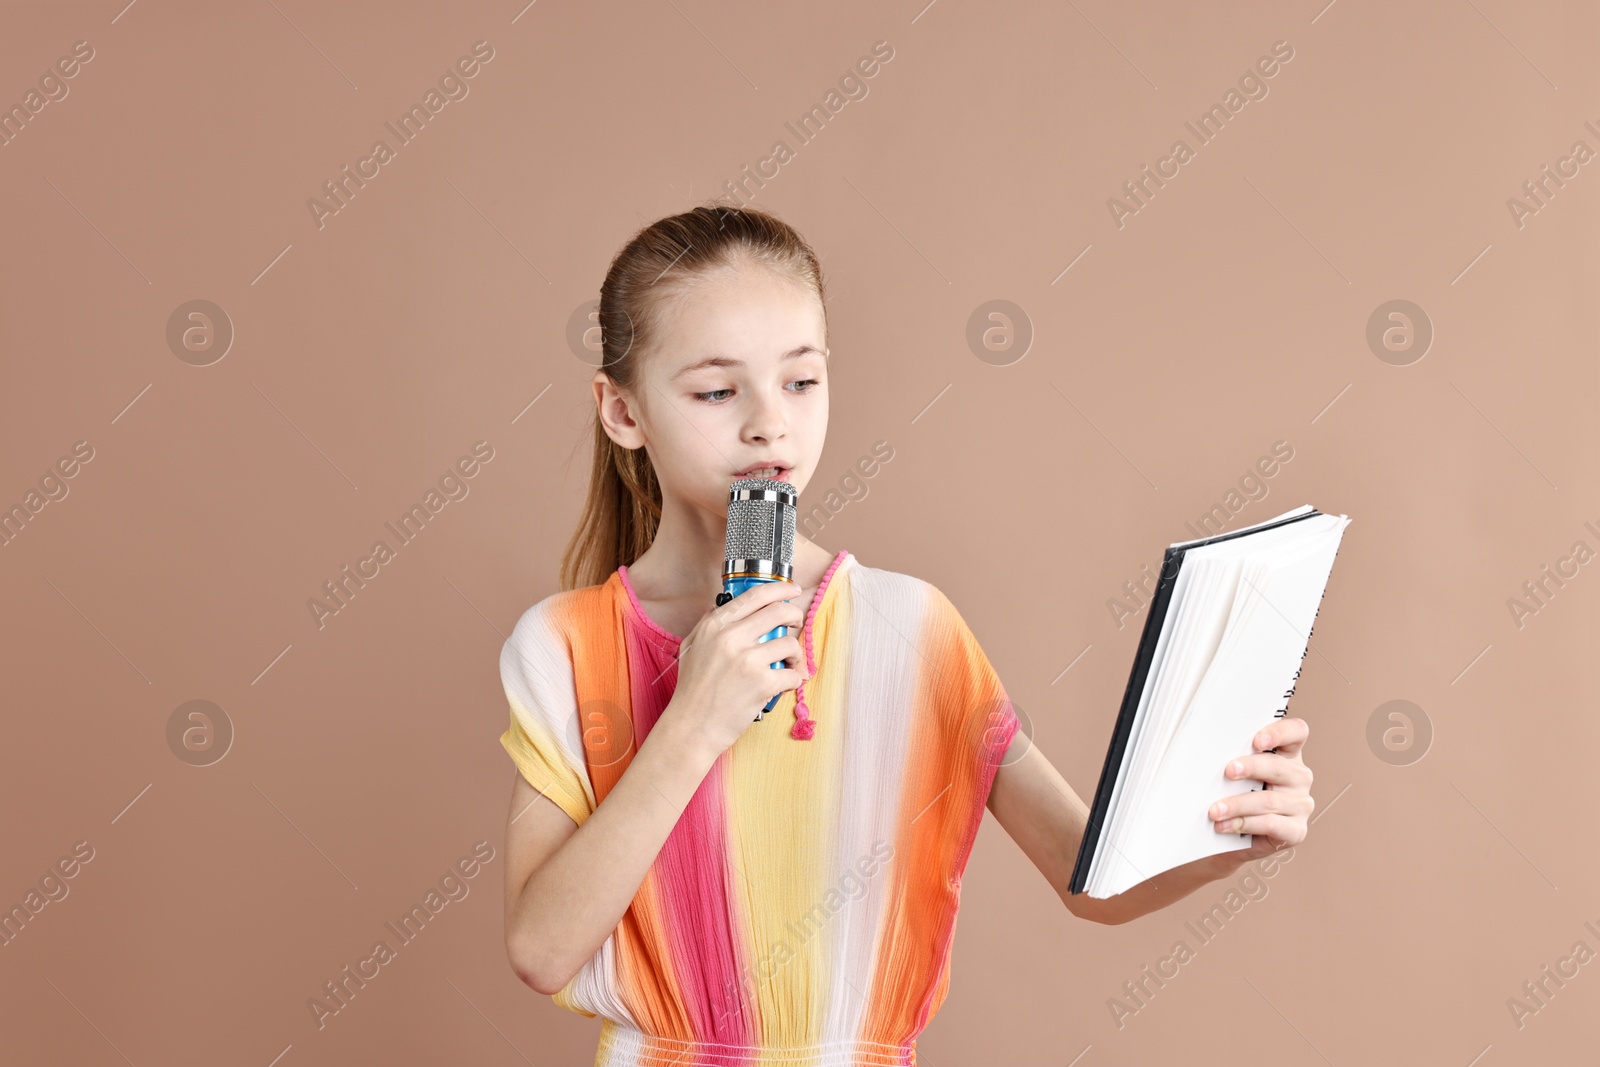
[823,562,926,1043]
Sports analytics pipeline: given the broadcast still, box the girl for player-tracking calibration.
[499,205,1316,1066]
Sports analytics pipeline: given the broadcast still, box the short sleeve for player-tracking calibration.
[498,599,596,827]
[923,583,1023,773]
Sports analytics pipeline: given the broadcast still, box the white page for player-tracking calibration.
[1089,516,1348,897]
[1096,559,1225,888]
[1102,560,1227,881]
[1086,551,1197,887]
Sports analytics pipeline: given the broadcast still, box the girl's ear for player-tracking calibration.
[593,372,647,449]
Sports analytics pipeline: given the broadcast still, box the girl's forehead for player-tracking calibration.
[653,277,825,350]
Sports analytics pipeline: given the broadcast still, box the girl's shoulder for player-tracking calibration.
[841,556,964,617]
[844,560,999,665]
[502,576,619,658]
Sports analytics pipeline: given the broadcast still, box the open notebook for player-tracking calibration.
[1069,504,1352,899]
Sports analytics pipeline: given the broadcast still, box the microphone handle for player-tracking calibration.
[716,574,794,722]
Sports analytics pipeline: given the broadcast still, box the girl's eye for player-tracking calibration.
[691,380,820,404]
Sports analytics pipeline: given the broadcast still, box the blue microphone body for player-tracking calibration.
[720,573,795,717]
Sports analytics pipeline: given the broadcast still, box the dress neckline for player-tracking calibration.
[617,549,853,741]
[616,549,852,646]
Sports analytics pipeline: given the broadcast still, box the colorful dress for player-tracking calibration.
[498,549,1021,1067]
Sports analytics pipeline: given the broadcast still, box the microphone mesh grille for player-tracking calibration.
[726,479,796,567]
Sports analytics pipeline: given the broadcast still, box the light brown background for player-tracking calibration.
[2,1,1596,1064]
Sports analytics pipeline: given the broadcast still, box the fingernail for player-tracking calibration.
[1228,760,1243,776]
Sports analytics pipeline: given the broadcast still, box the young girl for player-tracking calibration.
[499,206,1316,1066]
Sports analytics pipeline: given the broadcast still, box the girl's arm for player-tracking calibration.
[984,718,1313,926]
[503,703,722,994]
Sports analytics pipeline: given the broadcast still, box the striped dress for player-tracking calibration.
[498,549,1021,1067]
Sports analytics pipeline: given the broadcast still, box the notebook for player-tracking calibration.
[1068,504,1352,899]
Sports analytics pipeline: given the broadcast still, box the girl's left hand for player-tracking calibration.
[1208,717,1314,859]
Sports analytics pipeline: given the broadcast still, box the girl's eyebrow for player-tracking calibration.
[669,345,824,381]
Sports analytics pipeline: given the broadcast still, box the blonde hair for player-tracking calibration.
[559,204,828,591]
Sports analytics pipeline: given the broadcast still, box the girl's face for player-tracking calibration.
[600,263,830,522]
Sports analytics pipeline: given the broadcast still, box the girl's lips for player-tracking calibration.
[738,467,791,481]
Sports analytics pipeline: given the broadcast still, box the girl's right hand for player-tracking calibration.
[667,579,809,757]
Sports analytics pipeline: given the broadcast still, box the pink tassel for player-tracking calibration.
[789,550,847,741]
[789,701,815,740]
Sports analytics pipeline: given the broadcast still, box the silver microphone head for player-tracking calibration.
[725,478,797,582]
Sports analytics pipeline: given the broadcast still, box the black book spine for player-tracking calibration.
[1068,545,1188,895]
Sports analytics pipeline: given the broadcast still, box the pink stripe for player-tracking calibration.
[623,602,757,1057]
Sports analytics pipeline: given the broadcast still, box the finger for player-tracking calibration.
[735,607,805,651]
[1253,717,1310,757]
[1212,812,1307,847]
[718,580,802,629]
[1209,787,1313,824]
[750,595,807,628]
[728,577,799,610]
[1225,752,1313,790]
[760,634,803,667]
[764,663,808,694]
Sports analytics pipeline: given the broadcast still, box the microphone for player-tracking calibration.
[715,477,798,722]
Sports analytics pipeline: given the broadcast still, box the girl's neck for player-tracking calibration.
[626,512,726,601]
[626,527,836,633]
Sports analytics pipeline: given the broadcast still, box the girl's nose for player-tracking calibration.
[743,389,788,441]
